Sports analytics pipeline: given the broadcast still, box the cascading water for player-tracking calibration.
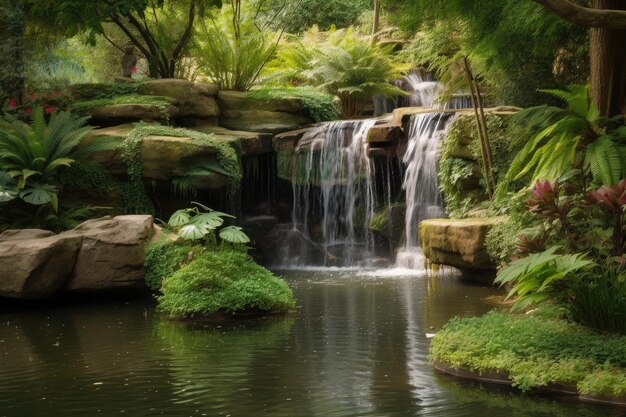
[280,119,377,268]
[395,113,450,269]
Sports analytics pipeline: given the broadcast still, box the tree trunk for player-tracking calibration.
[590,0,626,116]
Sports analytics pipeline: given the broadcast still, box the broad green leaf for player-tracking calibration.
[178,224,205,241]
[168,209,192,227]
[219,226,250,244]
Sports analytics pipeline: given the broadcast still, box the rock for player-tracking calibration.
[193,124,273,155]
[0,233,83,299]
[273,128,311,152]
[219,90,307,114]
[63,215,154,292]
[0,229,55,241]
[366,123,402,144]
[221,110,314,134]
[219,91,314,134]
[84,125,234,190]
[419,217,505,270]
[369,204,406,250]
[86,103,179,126]
[138,79,220,120]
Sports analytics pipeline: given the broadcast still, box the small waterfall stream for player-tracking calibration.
[282,119,377,268]
[395,112,450,269]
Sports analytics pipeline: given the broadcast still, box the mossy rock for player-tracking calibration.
[219,90,307,114]
[419,217,505,271]
[157,249,295,318]
[369,204,406,249]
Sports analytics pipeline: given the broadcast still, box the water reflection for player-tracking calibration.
[0,271,623,417]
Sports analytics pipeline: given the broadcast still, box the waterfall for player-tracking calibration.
[374,72,472,115]
[281,119,377,268]
[395,113,451,269]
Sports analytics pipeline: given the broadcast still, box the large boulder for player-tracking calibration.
[63,215,154,292]
[219,91,314,134]
[138,79,220,121]
[419,217,505,270]
[0,231,82,299]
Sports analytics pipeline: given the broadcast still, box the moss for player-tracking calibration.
[157,249,295,318]
[144,238,197,291]
[71,94,175,117]
[121,123,242,214]
[247,86,341,122]
[430,309,626,397]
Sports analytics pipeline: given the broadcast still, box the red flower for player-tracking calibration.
[8,98,16,109]
[44,106,55,114]
[30,93,36,100]
[131,66,137,74]
[24,108,33,115]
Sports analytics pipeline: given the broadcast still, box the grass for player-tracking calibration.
[157,248,295,318]
[430,308,626,398]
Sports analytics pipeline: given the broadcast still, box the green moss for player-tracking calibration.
[439,113,520,218]
[72,94,175,122]
[144,238,197,291]
[247,86,341,122]
[157,249,295,318]
[121,123,242,214]
[430,310,626,397]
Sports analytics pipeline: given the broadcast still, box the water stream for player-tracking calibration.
[284,120,377,268]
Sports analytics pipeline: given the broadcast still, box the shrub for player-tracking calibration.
[266,27,408,117]
[195,7,277,91]
[157,249,295,318]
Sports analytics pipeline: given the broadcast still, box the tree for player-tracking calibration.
[531,0,626,116]
[0,1,26,104]
[29,0,221,79]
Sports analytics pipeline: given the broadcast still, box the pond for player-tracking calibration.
[0,269,622,417]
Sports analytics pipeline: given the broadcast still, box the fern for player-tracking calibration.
[499,85,626,194]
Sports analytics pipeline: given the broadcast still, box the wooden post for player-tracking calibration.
[372,0,381,41]
[463,56,496,198]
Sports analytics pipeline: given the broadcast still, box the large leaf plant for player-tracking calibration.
[500,85,626,194]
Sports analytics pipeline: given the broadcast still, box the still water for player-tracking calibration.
[0,270,622,417]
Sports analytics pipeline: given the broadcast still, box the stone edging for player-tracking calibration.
[432,360,626,407]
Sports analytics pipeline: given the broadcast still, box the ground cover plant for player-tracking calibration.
[430,308,626,398]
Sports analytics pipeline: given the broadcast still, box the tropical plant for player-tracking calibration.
[496,246,594,311]
[0,107,113,210]
[500,85,626,193]
[167,202,250,245]
[195,4,278,91]
[495,179,626,332]
[266,27,408,117]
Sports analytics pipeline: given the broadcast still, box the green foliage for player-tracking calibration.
[144,238,196,291]
[247,86,340,122]
[266,27,408,117]
[71,94,175,119]
[430,310,626,396]
[0,1,25,104]
[167,202,249,245]
[157,249,295,317]
[0,107,115,210]
[495,246,594,312]
[387,0,588,107]
[500,85,626,192]
[121,123,241,214]
[252,0,371,34]
[195,6,277,91]
[439,113,521,218]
